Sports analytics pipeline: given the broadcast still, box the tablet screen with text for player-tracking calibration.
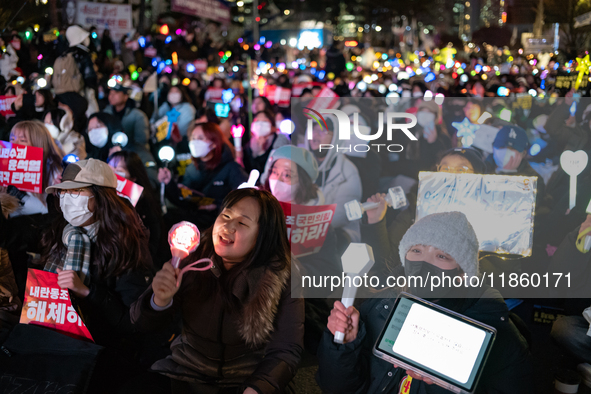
[375,294,496,392]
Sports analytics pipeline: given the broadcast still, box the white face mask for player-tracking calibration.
[493,148,519,170]
[60,194,94,227]
[88,127,109,148]
[417,111,436,128]
[269,179,294,202]
[412,90,423,98]
[168,92,182,105]
[189,139,212,158]
[401,90,412,98]
[251,121,272,137]
[45,123,60,139]
[114,170,127,178]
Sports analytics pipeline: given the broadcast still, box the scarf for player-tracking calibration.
[44,223,99,285]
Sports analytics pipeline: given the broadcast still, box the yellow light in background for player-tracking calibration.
[182,78,190,86]
[172,52,178,65]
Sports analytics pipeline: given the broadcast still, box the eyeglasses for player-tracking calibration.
[436,165,474,174]
[58,188,91,199]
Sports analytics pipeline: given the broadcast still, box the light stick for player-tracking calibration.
[560,150,588,210]
[231,125,245,152]
[335,243,375,344]
[344,187,407,221]
[168,221,201,269]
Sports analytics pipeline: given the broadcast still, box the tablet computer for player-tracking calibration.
[373,292,496,394]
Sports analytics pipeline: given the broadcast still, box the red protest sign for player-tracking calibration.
[0,142,44,193]
[205,87,224,103]
[0,95,17,117]
[291,82,324,97]
[280,202,336,257]
[264,85,291,107]
[115,174,144,207]
[306,86,340,112]
[20,269,94,342]
[194,60,208,72]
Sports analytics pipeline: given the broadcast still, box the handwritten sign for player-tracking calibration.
[280,202,336,257]
[76,2,132,42]
[416,172,537,256]
[115,174,144,207]
[20,269,93,342]
[0,95,16,117]
[0,142,44,194]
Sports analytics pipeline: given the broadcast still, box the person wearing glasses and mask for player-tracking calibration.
[242,110,290,173]
[39,158,156,391]
[158,122,247,230]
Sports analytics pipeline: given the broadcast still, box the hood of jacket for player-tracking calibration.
[304,114,340,178]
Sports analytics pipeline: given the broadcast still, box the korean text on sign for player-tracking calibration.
[280,202,337,257]
[0,142,44,193]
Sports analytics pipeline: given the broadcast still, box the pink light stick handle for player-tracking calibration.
[176,258,214,287]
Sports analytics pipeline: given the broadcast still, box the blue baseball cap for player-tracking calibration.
[493,125,528,152]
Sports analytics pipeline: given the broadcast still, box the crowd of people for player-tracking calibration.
[1,22,591,393]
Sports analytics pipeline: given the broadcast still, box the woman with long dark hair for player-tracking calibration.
[158,122,247,230]
[108,150,165,267]
[131,188,304,394]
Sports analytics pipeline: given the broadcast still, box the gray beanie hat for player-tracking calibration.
[268,145,319,182]
[399,212,480,277]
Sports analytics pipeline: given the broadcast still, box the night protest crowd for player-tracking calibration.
[2,21,591,394]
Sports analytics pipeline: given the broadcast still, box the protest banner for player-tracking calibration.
[306,86,340,111]
[0,142,44,194]
[171,0,230,24]
[115,174,144,207]
[0,96,16,117]
[76,2,132,42]
[263,85,291,107]
[20,269,94,342]
[205,87,224,103]
[416,172,537,256]
[280,202,336,257]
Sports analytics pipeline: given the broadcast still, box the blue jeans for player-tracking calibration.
[552,315,591,363]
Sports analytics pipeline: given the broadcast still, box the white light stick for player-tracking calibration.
[231,125,245,152]
[238,169,260,189]
[560,150,588,210]
[344,187,407,221]
[334,243,375,344]
[584,199,591,252]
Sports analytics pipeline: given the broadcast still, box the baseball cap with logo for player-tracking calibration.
[493,125,529,153]
[46,159,117,194]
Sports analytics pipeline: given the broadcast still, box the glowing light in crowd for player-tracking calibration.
[182,78,190,86]
[168,222,201,269]
[165,36,172,44]
[37,78,47,88]
[232,66,239,72]
[297,30,322,50]
[265,41,272,48]
[176,29,182,35]
[424,72,436,83]
[254,44,261,50]
[222,89,235,104]
[434,93,444,105]
[318,70,326,79]
[63,154,79,164]
[289,38,297,47]
[397,71,409,80]
[107,79,117,88]
[158,146,175,162]
[186,63,196,73]
[477,112,492,124]
[138,37,146,47]
[280,119,295,135]
[37,54,43,60]
[452,118,479,148]
[165,59,172,65]
[497,86,510,97]
[528,89,537,97]
[45,67,53,75]
[460,74,469,83]
[172,52,178,65]
[357,81,367,91]
[160,25,169,35]
[576,55,591,89]
[218,66,224,72]
[389,84,398,92]
[423,90,433,100]
[499,108,512,122]
[378,84,387,94]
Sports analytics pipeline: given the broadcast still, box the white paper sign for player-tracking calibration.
[416,172,537,256]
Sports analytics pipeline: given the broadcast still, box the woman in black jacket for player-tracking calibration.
[158,122,248,231]
[39,158,156,391]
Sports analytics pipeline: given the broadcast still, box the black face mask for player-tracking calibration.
[404,259,462,300]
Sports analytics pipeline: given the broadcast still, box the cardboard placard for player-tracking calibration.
[280,202,336,257]
[20,269,94,342]
[0,142,44,194]
[416,172,537,257]
[115,174,144,207]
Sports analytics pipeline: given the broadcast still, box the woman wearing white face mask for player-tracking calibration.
[85,112,124,161]
[150,85,196,140]
[243,110,290,174]
[44,108,87,160]
[41,158,156,391]
[158,122,248,230]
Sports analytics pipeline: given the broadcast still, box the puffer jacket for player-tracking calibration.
[130,260,304,394]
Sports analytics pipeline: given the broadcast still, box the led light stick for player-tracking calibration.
[344,187,407,221]
[575,55,591,90]
[238,169,260,189]
[231,125,245,152]
[335,243,375,344]
[158,145,175,214]
[168,221,213,285]
[560,150,588,210]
